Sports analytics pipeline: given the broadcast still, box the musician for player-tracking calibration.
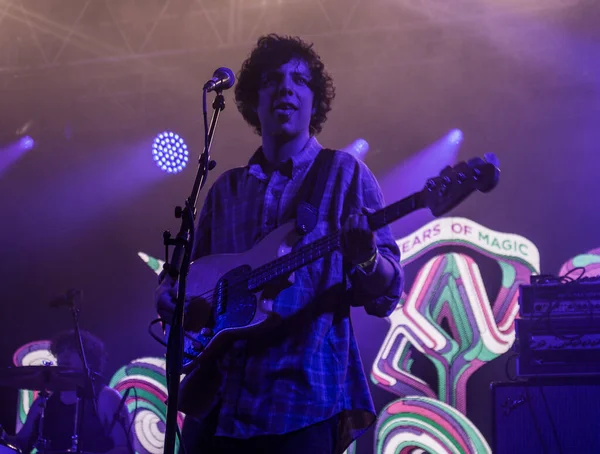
[156,34,403,453]
[2,330,132,454]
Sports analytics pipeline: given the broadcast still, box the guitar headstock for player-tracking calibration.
[421,153,500,217]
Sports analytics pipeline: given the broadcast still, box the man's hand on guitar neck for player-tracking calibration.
[340,209,377,266]
[341,209,397,297]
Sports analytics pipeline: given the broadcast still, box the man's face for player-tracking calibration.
[256,58,315,139]
[57,349,84,370]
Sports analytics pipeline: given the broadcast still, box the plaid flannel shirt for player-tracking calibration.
[190,136,403,452]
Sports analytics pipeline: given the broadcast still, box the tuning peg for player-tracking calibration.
[475,154,500,193]
[484,152,500,168]
[425,179,437,190]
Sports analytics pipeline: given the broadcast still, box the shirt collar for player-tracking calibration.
[248,136,322,179]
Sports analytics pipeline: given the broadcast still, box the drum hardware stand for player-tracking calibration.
[33,389,50,453]
[59,289,97,454]
[32,388,82,454]
[70,395,82,453]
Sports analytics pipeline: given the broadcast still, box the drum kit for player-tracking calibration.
[0,365,102,454]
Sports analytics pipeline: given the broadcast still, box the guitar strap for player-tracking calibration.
[295,148,336,235]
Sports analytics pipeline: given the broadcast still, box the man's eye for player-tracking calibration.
[262,75,277,86]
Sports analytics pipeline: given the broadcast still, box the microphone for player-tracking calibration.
[49,289,82,308]
[203,67,235,92]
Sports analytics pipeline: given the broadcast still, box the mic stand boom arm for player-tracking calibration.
[162,90,226,454]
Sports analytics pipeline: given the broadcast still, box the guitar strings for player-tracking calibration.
[173,233,341,355]
[179,207,390,310]
[182,232,341,316]
[174,212,387,352]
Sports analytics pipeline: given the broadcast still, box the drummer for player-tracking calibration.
[1,329,132,454]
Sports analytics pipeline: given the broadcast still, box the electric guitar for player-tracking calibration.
[167,154,500,417]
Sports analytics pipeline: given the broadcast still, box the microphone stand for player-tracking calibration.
[162,89,225,454]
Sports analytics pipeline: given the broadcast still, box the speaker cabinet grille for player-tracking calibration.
[492,378,600,453]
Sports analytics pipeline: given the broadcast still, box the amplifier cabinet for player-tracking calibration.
[492,377,600,453]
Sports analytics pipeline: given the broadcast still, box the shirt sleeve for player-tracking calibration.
[345,159,404,317]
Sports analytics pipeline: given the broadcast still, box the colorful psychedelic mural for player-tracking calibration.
[370,217,539,453]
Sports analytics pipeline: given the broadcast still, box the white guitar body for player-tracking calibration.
[173,221,298,417]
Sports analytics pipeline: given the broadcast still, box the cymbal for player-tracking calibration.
[0,366,103,392]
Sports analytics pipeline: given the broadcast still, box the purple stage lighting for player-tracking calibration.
[19,135,35,150]
[152,131,189,174]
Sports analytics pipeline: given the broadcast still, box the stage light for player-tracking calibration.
[152,131,189,174]
[0,135,36,175]
[447,129,463,145]
[19,135,35,150]
[341,138,370,159]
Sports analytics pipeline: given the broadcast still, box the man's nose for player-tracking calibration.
[277,75,293,95]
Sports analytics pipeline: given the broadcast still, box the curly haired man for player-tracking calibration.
[157,34,403,454]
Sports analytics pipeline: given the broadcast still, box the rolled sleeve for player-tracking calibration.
[346,160,404,317]
[348,234,404,317]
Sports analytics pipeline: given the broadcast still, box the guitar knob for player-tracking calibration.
[426,179,437,190]
[192,341,204,350]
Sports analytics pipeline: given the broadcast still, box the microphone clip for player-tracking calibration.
[49,289,82,309]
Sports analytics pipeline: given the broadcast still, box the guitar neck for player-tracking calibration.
[367,192,422,231]
[247,192,422,291]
